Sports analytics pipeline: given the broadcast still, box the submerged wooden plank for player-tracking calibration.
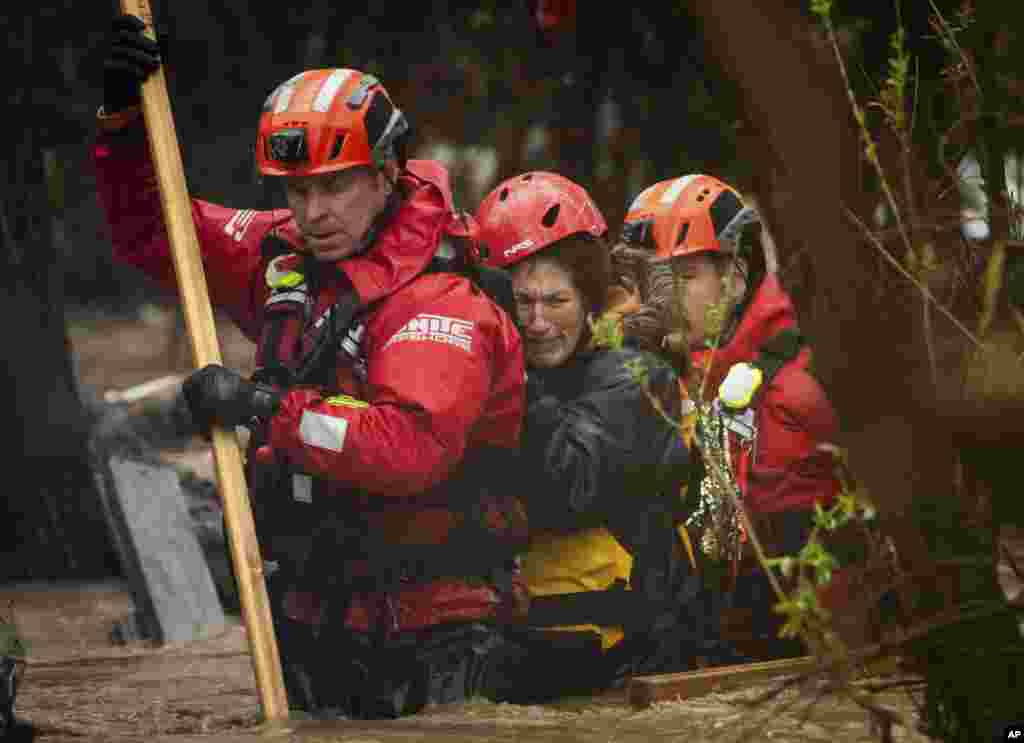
[628,656,818,708]
[628,653,905,708]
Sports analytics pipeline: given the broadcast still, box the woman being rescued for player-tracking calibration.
[616,174,846,662]
[470,172,716,703]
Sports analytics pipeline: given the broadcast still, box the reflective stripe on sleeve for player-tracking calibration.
[292,473,313,504]
[299,410,350,453]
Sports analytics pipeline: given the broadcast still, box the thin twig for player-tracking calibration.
[858,678,927,694]
[845,206,982,347]
[928,0,982,96]
[822,17,919,299]
[850,600,1013,665]
[1001,540,1024,584]
[739,668,822,709]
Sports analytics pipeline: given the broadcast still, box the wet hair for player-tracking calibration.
[640,259,691,376]
[525,233,612,317]
[708,222,767,299]
[609,241,651,300]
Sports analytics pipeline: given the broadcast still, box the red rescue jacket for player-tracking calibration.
[691,274,839,516]
[92,119,526,633]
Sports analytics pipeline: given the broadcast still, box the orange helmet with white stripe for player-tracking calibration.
[649,175,760,263]
[255,68,409,177]
[621,176,698,246]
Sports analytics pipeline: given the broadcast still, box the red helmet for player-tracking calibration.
[622,176,701,246]
[256,68,409,177]
[649,174,759,262]
[476,172,607,269]
[529,0,577,32]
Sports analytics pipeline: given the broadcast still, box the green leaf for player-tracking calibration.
[765,556,796,578]
[0,616,26,658]
[590,313,625,350]
[810,0,833,22]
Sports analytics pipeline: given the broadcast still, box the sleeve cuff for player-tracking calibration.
[97,105,143,134]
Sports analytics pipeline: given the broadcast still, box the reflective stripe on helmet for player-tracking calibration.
[272,76,303,113]
[660,174,699,206]
[313,69,354,113]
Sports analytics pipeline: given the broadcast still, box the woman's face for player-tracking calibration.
[670,253,744,349]
[511,257,586,368]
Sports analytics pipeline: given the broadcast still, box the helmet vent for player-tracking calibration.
[710,190,744,237]
[542,204,560,228]
[364,92,392,150]
[499,187,510,201]
[676,223,691,245]
[522,174,533,181]
[329,132,347,160]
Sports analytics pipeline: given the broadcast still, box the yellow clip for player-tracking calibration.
[719,362,763,410]
[324,394,369,409]
[271,271,304,290]
[266,255,305,290]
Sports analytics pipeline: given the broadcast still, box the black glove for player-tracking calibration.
[103,13,162,113]
[525,393,561,431]
[182,364,281,433]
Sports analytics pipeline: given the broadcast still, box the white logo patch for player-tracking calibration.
[224,209,257,242]
[503,238,535,258]
[384,313,475,353]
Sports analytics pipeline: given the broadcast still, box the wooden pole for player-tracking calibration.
[116,0,288,721]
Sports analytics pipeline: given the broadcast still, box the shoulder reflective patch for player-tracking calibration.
[382,313,476,353]
[266,254,305,290]
[719,362,764,410]
[324,394,369,409]
[292,473,313,504]
[299,410,349,453]
[224,209,257,242]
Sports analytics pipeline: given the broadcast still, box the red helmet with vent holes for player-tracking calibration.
[476,172,607,269]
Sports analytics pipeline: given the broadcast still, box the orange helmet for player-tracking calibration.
[255,68,410,177]
[649,175,760,262]
[622,176,701,246]
[476,172,607,269]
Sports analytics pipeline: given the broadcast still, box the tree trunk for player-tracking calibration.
[0,10,118,582]
[684,1,1023,737]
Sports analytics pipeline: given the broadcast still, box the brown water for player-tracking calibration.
[4,582,940,743]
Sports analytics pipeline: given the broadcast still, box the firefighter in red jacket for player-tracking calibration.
[94,16,526,717]
[644,175,842,659]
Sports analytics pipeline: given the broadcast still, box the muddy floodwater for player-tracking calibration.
[2,582,942,743]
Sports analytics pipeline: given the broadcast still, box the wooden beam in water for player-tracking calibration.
[628,656,818,708]
[628,653,904,708]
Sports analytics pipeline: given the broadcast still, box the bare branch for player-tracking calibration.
[844,206,982,347]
